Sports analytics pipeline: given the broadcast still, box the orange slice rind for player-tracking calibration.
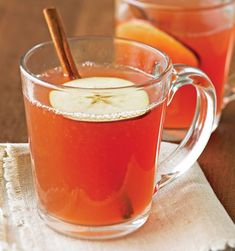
[116,20,199,67]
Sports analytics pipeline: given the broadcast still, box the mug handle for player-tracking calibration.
[223,73,235,108]
[155,64,216,193]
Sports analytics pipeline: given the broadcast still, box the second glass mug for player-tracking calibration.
[116,0,235,140]
[20,37,216,239]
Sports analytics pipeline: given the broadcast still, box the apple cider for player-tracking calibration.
[24,65,166,225]
[116,0,235,129]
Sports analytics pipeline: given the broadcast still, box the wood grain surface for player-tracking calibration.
[0,0,234,222]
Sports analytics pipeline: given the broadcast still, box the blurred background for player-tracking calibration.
[0,0,114,142]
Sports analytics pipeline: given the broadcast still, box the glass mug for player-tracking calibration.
[20,37,216,239]
[116,0,235,140]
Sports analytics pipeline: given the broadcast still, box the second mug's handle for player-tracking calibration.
[223,73,235,108]
[154,64,216,193]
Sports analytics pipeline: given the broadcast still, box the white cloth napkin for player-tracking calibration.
[0,143,234,251]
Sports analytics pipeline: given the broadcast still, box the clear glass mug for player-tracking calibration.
[20,37,216,239]
[116,0,235,140]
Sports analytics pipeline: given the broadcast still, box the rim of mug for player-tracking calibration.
[20,36,172,91]
[122,0,235,12]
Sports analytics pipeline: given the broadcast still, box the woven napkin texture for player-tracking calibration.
[0,143,234,251]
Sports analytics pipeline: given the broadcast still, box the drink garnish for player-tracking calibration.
[43,8,81,79]
[116,19,199,67]
[129,4,149,20]
[49,77,149,121]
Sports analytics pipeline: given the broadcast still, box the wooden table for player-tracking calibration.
[0,0,234,222]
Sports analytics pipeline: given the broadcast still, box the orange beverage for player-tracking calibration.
[116,0,235,130]
[24,65,166,226]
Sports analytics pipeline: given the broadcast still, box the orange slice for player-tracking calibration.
[116,20,199,67]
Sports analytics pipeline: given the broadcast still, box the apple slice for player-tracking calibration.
[116,19,199,67]
[49,77,149,121]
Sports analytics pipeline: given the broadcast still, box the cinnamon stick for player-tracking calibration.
[43,7,81,79]
[129,4,149,20]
